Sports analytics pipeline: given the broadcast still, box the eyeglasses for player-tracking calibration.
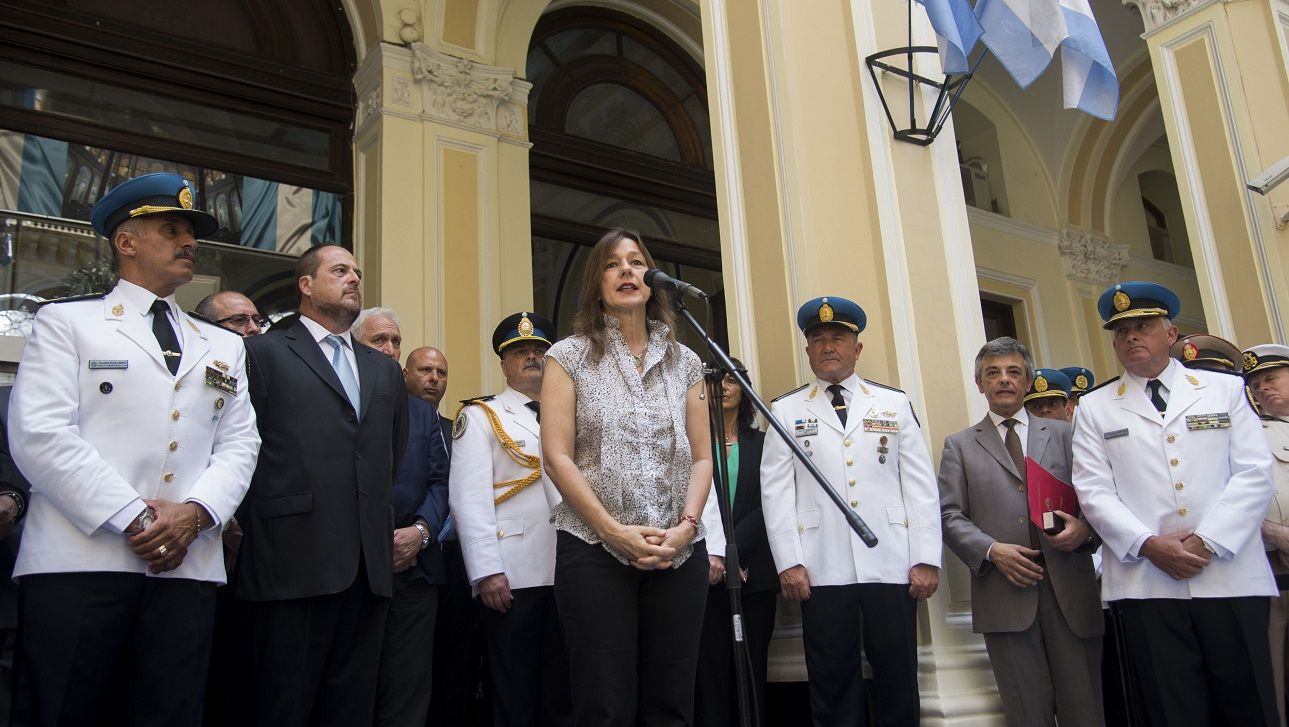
[217,314,270,329]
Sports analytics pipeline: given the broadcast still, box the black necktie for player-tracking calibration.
[1147,379,1166,415]
[150,299,182,375]
[525,401,540,423]
[827,384,847,427]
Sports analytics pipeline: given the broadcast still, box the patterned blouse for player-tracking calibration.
[545,316,706,566]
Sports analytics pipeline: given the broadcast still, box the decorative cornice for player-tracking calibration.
[1122,0,1222,34]
[411,44,530,141]
[1059,228,1130,286]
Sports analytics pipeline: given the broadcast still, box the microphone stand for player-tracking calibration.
[669,295,878,727]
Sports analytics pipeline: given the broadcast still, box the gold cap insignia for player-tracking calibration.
[111,303,124,316]
[518,313,534,337]
[819,303,834,323]
[1075,374,1089,390]
[1183,342,1198,361]
[214,397,224,410]
[1117,382,1127,396]
[178,186,193,210]
[213,360,230,372]
[1245,352,1259,372]
[1186,374,1200,386]
[1035,376,1049,393]
[1113,290,1131,312]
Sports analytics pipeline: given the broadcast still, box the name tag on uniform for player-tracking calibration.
[1186,413,1231,431]
[89,359,128,370]
[863,418,899,433]
[794,418,818,437]
[1103,428,1129,440]
[204,366,238,395]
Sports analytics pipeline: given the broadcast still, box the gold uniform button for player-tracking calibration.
[171,410,180,421]
[1178,507,1188,516]
[174,381,181,391]
[1018,486,1025,492]
[1170,458,1179,467]
[497,530,505,538]
[797,523,805,534]
[848,478,856,486]
[163,472,174,483]
[844,439,852,447]
[846,458,854,466]
[1018,517,1026,524]
[1175,482,1184,491]
[1167,435,1176,444]
[168,441,178,452]
[850,499,858,507]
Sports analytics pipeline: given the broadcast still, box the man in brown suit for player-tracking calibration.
[938,337,1105,726]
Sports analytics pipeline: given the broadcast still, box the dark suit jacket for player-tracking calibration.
[235,320,409,601]
[716,429,779,594]
[438,413,453,461]
[393,395,449,584]
[938,415,1102,637]
[0,387,29,628]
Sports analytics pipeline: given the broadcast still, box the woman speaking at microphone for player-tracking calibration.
[542,227,713,726]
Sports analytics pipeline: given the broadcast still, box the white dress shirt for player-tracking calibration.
[301,314,359,380]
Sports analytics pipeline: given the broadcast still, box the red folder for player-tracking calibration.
[1025,456,1077,533]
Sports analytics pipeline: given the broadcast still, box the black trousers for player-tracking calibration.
[554,532,708,727]
[13,571,216,727]
[694,585,778,727]
[477,585,571,727]
[800,583,919,727]
[428,542,488,726]
[236,566,390,727]
[1115,596,1278,727]
[375,571,438,727]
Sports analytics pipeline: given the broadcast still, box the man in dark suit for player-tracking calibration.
[235,244,409,726]
[939,337,1104,726]
[354,313,450,727]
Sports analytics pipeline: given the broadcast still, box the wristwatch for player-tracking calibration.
[1198,536,1216,555]
[412,520,432,551]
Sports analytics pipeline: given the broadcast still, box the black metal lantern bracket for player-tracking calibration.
[865,1,986,145]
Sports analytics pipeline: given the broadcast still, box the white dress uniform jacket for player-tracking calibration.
[1071,360,1275,600]
[449,386,559,595]
[1264,418,1289,540]
[9,281,260,584]
[761,375,942,586]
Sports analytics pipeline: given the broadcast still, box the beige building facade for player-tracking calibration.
[1,0,1287,721]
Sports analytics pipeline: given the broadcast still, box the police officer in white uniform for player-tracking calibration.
[761,296,941,727]
[1072,281,1278,726]
[9,173,260,726]
[449,311,570,727]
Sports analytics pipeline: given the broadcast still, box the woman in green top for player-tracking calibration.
[694,359,781,727]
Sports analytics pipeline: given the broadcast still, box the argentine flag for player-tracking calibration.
[915,0,984,75]
[1059,0,1119,120]
[974,0,1067,88]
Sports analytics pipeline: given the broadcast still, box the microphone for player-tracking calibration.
[643,269,708,300]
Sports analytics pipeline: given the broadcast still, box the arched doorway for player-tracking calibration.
[525,6,724,351]
[0,0,356,333]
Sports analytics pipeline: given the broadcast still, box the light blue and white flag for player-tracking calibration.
[1058,0,1119,120]
[915,0,984,74]
[974,0,1067,88]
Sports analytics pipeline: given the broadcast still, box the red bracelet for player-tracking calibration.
[679,514,699,531]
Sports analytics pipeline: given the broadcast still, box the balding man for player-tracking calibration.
[352,311,449,727]
[195,291,266,337]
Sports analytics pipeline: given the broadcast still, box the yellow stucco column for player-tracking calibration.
[1126,0,1289,346]
[703,0,1003,721]
[352,28,534,404]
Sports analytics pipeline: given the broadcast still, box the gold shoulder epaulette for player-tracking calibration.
[771,383,808,403]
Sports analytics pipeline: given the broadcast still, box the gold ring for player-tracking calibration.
[158,544,168,555]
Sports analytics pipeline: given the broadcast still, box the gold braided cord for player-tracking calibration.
[462,401,543,505]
